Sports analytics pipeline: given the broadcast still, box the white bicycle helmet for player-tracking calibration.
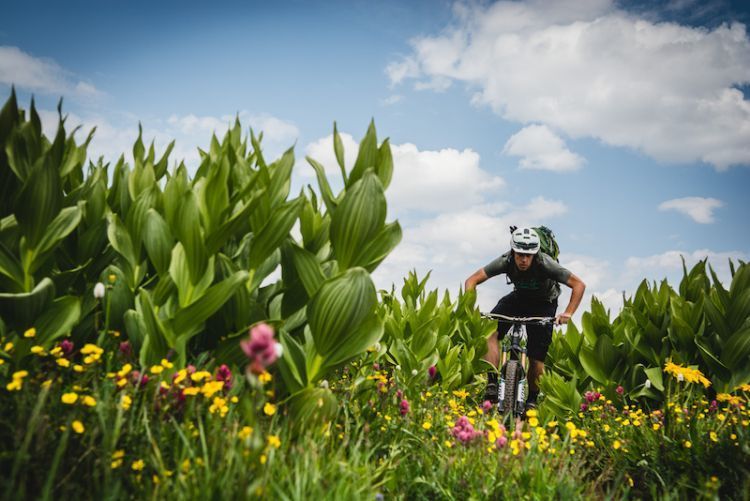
[510,227,540,254]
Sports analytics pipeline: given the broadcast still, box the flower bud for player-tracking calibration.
[93,282,106,299]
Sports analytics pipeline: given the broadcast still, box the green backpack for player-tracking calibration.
[533,225,560,261]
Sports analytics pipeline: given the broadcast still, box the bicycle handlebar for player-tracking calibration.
[481,313,555,325]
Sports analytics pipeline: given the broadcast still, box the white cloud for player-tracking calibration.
[388,0,750,169]
[0,46,102,99]
[380,94,404,106]
[503,124,585,171]
[658,196,724,223]
[301,133,506,215]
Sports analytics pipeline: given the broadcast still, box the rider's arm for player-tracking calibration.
[464,268,489,291]
[557,273,586,324]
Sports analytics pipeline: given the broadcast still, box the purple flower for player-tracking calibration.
[428,366,437,379]
[216,364,233,390]
[584,390,601,403]
[118,341,132,358]
[240,323,279,375]
[400,399,410,416]
[59,339,74,356]
[580,403,588,412]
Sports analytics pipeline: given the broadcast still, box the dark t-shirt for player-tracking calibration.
[483,251,572,302]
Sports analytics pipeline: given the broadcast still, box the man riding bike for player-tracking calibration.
[464,227,586,411]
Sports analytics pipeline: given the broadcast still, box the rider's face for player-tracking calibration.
[514,252,534,271]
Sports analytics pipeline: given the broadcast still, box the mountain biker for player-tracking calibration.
[464,227,586,411]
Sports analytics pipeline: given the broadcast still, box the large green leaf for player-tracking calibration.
[169,243,215,308]
[31,204,83,269]
[174,190,208,283]
[351,220,401,271]
[307,267,377,360]
[33,295,81,346]
[722,326,750,371]
[14,155,62,248]
[347,120,378,187]
[329,171,386,269]
[0,241,23,289]
[694,336,731,382]
[142,209,174,276]
[0,277,55,328]
[107,214,138,270]
[247,196,304,269]
[171,270,249,335]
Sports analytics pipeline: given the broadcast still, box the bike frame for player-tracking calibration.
[482,313,554,418]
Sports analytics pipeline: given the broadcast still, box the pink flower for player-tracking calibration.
[428,366,437,379]
[482,400,492,412]
[130,371,149,387]
[396,389,403,399]
[580,403,588,412]
[451,415,481,444]
[59,339,74,355]
[240,323,280,375]
[400,399,410,416]
[616,385,624,395]
[584,390,601,403]
[216,364,233,390]
[496,435,508,448]
[118,341,131,357]
[373,363,380,370]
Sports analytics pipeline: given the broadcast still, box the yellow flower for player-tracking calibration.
[452,389,469,399]
[57,358,71,368]
[112,450,125,459]
[132,459,145,471]
[23,327,36,338]
[238,426,253,440]
[259,371,272,384]
[664,361,711,388]
[528,417,539,428]
[61,392,79,404]
[111,459,123,469]
[525,409,538,418]
[422,421,432,430]
[117,364,133,378]
[263,403,277,416]
[652,423,661,431]
[150,365,164,375]
[684,440,692,448]
[260,454,267,464]
[267,435,281,449]
[209,397,229,417]
[183,387,200,396]
[565,421,576,431]
[82,395,97,407]
[160,358,173,369]
[603,424,611,432]
[72,420,85,434]
[710,431,718,442]
[444,440,453,448]
[613,440,621,450]
[4,342,13,352]
[120,394,132,410]
[191,371,211,382]
[31,345,45,354]
[73,365,84,373]
[200,381,224,398]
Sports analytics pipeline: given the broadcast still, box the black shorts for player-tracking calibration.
[490,292,558,362]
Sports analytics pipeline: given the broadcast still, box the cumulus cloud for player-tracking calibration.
[0,46,102,99]
[503,124,585,171]
[301,132,506,215]
[658,196,724,223]
[388,0,750,169]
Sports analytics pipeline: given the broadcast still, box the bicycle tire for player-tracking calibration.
[501,360,521,417]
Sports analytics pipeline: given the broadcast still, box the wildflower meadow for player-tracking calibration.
[1,91,748,499]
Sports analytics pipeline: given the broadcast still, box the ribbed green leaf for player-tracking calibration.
[695,336,731,381]
[333,122,347,184]
[0,241,23,289]
[0,277,55,328]
[175,190,208,283]
[172,270,249,336]
[142,209,174,276]
[306,157,337,214]
[34,296,81,346]
[135,289,173,364]
[330,171,386,269]
[308,267,377,359]
[107,214,138,269]
[169,243,215,308]
[376,138,393,189]
[199,158,229,235]
[351,220,401,271]
[722,326,750,370]
[14,157,62,248]
[278,330,307,392]
[268,147,294,208]
[247,196,304,269]
[347,120,378,187]
[33,204,82,261]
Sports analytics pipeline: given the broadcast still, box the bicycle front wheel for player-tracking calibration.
[500,359,521,417]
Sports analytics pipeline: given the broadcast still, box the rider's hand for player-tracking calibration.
[555,313,572,325]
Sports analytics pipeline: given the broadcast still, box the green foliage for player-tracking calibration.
[377,271,493,390]
[543,258,750,419]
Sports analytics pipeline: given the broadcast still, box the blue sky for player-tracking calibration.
[2,0,749,321]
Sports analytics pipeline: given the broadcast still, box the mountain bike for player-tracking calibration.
[482,313,555,420]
